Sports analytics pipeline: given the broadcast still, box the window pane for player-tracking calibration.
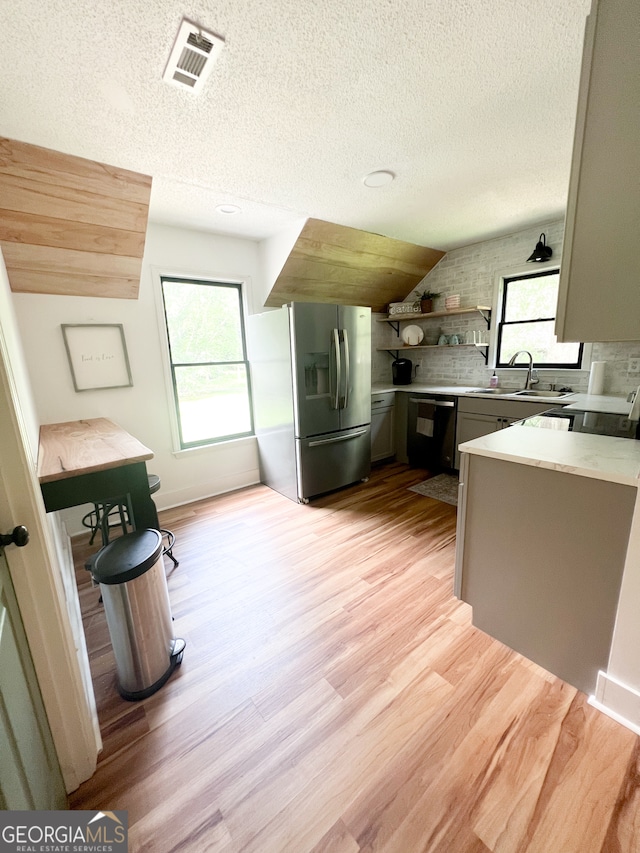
[504,272,559,322]
[174,364,252,444]
[163,281,243,363]
[499,321,581,366]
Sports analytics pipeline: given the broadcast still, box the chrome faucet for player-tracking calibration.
[507,350,539,389]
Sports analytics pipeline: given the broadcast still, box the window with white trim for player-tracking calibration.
[496,268,584,368]
[160,276,253,448]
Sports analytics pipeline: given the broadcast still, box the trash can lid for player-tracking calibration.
[91,529,163,585]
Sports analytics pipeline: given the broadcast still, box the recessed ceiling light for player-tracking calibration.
[215,204,241,214]
[362,170,395,188]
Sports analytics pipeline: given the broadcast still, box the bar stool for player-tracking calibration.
[82,499,130,547]
[148,474,179,569]
[82,476,178,568]
[82,497,132,603]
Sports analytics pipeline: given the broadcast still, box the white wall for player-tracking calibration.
[12,223,263,533]
[256,218,306,312]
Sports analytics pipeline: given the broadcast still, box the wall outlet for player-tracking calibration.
[628,359,640,374]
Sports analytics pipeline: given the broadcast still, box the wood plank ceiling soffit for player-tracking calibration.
[0,137,152,299]
[265,218,445,313]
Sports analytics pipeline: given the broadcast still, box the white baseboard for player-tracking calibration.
[67,469,261,538]
[588,671,640,736]
[154,470,260,512]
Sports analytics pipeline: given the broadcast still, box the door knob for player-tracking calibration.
[0,526,29,548]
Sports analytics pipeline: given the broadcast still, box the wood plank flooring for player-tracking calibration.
[69,462,640,852]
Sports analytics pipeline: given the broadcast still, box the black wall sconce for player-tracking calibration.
[526,233,553,263]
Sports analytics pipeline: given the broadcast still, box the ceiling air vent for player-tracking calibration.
[163,19,225,92]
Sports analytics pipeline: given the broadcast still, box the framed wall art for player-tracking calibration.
[61,324,133,392]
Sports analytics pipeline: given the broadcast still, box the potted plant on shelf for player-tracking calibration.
[413,289,441,314]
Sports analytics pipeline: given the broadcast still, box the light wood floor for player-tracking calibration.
[69,462,640,852]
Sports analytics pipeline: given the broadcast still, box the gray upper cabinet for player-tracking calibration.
[555,0,640,343]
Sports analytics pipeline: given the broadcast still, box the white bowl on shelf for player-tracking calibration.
[401,325,424,346]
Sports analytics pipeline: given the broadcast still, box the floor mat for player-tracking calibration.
[408,473,459,506]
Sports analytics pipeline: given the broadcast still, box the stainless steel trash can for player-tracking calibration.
[90,529,185,700]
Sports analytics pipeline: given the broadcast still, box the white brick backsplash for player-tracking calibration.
[372,220,640,395]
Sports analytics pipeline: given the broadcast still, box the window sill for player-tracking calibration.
[171,434,257,458]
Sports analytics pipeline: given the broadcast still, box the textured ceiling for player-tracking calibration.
[0,0,590,251]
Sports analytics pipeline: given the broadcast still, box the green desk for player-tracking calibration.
[37,418,159,532]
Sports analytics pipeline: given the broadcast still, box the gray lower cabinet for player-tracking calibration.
[455,452,636,694]
[455,397,554,468]
[371,392,395,461]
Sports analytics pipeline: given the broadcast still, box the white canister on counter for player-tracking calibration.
[587,361,606,395]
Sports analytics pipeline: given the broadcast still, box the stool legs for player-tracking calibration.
[148,473,179,569]
[82,506,102,546]
[83,500,130,547]
[160,529,179,568]
[100,501,130,547]
[83,477,179,570]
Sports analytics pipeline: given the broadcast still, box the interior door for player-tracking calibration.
[290,303,341,438]
[0,247,99,792]
[0,542,67,809]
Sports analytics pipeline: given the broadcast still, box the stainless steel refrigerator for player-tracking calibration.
[248,303,371,503]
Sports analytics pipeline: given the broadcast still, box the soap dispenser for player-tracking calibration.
[489,371,499,389]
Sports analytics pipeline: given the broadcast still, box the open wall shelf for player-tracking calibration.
[378,305,491,334]
[377,343,489,352]
[378,306,492,363]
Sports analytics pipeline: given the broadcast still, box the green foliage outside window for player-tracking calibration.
[161,277,253,447]
[496,270,583,368]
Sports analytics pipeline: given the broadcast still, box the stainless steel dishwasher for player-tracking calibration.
[407,393,457,471]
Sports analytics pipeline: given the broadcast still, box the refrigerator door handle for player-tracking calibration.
[342,328,350,410]
[331,328,341,409]
[308,428,368,447]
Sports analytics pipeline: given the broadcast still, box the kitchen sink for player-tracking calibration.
[468,388,518,395]
[515,389,573,399]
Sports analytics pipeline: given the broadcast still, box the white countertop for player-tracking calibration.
[373,382,481,395]
[372,383,639,486]
[458,424,640,487]
[565,393,632,415]
[371,383,632,415]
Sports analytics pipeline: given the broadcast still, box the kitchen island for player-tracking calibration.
[455,413,640,700]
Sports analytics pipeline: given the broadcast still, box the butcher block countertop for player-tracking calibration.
[37,418,153,483]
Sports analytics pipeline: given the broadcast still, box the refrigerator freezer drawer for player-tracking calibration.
[295,426,371,501]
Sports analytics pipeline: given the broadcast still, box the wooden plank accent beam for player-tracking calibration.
[0,137,151,299]
[0,209,146,257]
[265,218,445,313]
